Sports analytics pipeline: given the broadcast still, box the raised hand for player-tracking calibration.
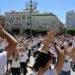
[71,47,75,63]
[42,29,55,51]
[47,29,54,43]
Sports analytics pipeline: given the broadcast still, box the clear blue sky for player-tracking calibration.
[0,0,75,23]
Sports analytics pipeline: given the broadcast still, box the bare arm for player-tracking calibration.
[0,25,18,58]
[70,47,75,63]
[54,45,64,75]
[41,29,54,51]
[41,29,64,74]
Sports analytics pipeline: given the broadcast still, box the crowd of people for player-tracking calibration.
[0,25,75,75]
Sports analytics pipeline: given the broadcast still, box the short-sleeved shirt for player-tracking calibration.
[11,59,20,68]
[33,69,57,75]
[62,56,71,71]
[0,51,7,75]
[20,52,28,62]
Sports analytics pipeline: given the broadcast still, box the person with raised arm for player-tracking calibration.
[32,29,64,75]
[70,46,75,72]
[0,25,17,75]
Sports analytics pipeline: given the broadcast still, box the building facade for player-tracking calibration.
[66,10,75,28]
[5,9,64,33]
[0,15,5,26]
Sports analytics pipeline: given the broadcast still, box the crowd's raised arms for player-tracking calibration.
[0,25,17,75]
[0,25,75,75]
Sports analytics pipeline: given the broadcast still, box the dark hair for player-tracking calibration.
[60,46,64,50]
[33,51,41,57]
[33,51,51,71]
[68,42,72,47]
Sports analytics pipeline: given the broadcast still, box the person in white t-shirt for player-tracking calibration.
[60,50,71,75]
[27,29,64,75]
[11,50,20,75]
[0,25,17,75]
[20,46,28,75]
[0,39,3,53]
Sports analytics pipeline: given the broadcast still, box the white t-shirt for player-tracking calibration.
[0,51,7,75]
[28,42,32,50]
[62,56,71,72]
[20,52,28,62]
[33,69,57,75]
[11,59,20,68]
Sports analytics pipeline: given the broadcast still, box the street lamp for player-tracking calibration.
[29,0,32,38]
[43,23,46,30]
[25,0,38,38]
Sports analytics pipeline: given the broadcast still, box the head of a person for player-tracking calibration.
[68,42,72,47]
[64,50,69,56]
[33,51,52,71]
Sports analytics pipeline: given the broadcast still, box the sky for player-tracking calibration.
[0,0,75,23]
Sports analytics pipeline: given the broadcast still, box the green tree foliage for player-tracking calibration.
[25,29,47,36]
[67,28,75,35]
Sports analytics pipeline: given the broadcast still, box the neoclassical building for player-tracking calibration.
[0,15,5,26]
[5,9,64,33]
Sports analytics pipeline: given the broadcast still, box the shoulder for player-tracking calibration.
[44,69,57,75]
[32,69,57,75]
[0,51,7,65]
[0,51,7,57]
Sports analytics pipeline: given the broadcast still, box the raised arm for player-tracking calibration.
[70,47,75,63]
[54,44,64,75]
[0,25,18,58]
[41,29,54,51]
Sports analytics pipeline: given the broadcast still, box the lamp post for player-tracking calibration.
[43,23,46,30]
[29,0,32,38]
[25,0,38,38]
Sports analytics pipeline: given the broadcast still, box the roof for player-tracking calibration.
[32,13,56,16]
